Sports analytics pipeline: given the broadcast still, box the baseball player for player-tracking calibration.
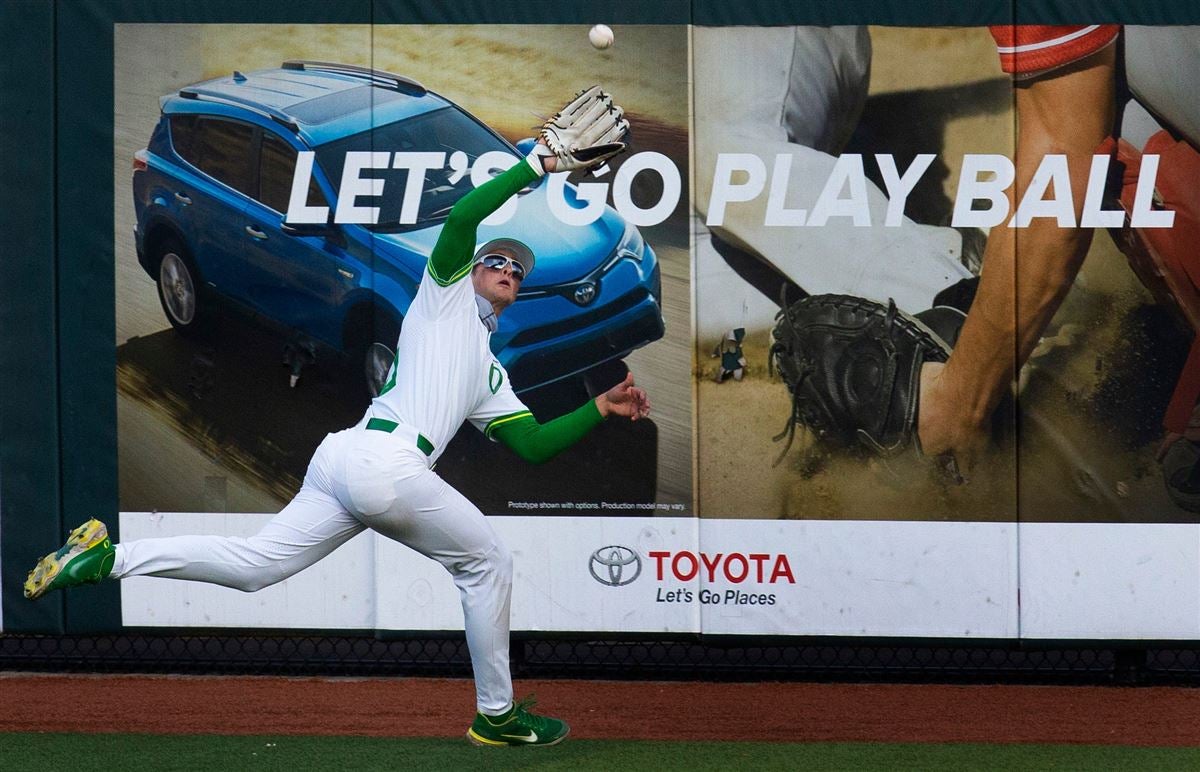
[24,87,646,748]
[712,328,748,382]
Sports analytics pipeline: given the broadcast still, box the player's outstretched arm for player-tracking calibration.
[487,404,602,465]
[427,160,540,285]
[427,87,630,285]
[486,373,650,464]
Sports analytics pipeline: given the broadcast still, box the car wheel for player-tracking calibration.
[155,239,205,335]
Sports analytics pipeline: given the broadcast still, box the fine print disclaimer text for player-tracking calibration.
[507,501,687,512]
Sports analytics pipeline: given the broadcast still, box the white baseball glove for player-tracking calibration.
[530,85,630,172]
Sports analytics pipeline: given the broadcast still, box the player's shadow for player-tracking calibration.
[116,319,658,512]
[845,77,1012,226]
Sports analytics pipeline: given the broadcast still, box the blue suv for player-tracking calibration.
[132,61,664,393]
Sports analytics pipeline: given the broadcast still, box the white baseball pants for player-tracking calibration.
[110,422,514,714]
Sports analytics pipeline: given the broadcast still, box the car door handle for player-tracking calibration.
[244,225,268,240]
[174,192,192,205]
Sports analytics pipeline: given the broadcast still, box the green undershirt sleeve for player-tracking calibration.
[488,400,605,465]
[427,159,540,286]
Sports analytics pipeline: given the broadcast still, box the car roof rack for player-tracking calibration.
[177,87,300,132]
[281,60,428,96]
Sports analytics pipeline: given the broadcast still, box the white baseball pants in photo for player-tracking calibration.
[693,26,973,323]
[110,421,514,714]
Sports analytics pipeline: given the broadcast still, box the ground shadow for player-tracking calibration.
[117,317,659,513]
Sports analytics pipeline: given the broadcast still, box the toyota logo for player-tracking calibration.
[573,282,598,306]
[589,545,642,587]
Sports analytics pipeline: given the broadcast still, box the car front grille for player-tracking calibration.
[509,287,651,348]
[508,304,665,392]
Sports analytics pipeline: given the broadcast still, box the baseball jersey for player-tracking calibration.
[989,25,1119,77]
[367,159,542,464]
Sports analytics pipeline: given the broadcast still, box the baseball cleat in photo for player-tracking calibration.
[466,697,570,747]
[24,519,116,600]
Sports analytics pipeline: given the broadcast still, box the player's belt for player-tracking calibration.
[365,417,434,457]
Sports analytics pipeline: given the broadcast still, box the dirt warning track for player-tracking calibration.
[2,674,1199,746]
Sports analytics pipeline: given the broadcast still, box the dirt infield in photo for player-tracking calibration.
[3,674,1200,746]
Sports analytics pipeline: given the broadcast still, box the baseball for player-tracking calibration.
[589,24,614,50]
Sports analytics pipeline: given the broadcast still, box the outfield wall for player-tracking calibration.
[119,513,1200,640]
[5,1,1200,647]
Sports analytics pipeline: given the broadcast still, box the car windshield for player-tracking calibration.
[314,106,517,232]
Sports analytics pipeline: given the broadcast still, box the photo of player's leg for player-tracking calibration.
[693,26,978,319]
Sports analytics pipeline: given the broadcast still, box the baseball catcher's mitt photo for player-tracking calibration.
[770,295,952,463]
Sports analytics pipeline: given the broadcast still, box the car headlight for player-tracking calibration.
[616,221,645,262]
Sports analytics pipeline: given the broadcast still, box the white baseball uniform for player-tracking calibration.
[109,157,548,715]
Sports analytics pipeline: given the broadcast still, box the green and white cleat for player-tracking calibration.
[467,697,569,747]
[24,519,116,600]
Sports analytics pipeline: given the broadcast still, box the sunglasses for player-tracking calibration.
[476,253,526,282]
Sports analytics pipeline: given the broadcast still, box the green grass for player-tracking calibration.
[2,734,1200,771]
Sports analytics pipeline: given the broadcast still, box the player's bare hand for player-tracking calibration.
[596,372,651,421]
[917,361,989,480]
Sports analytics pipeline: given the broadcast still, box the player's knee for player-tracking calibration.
[231,569,281,593]
[229,538,287,592]
[456,540,512,586]
[490,541,513,585]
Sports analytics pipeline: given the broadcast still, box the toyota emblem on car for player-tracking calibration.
[573,282,598,306]
[589,545,642,587]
